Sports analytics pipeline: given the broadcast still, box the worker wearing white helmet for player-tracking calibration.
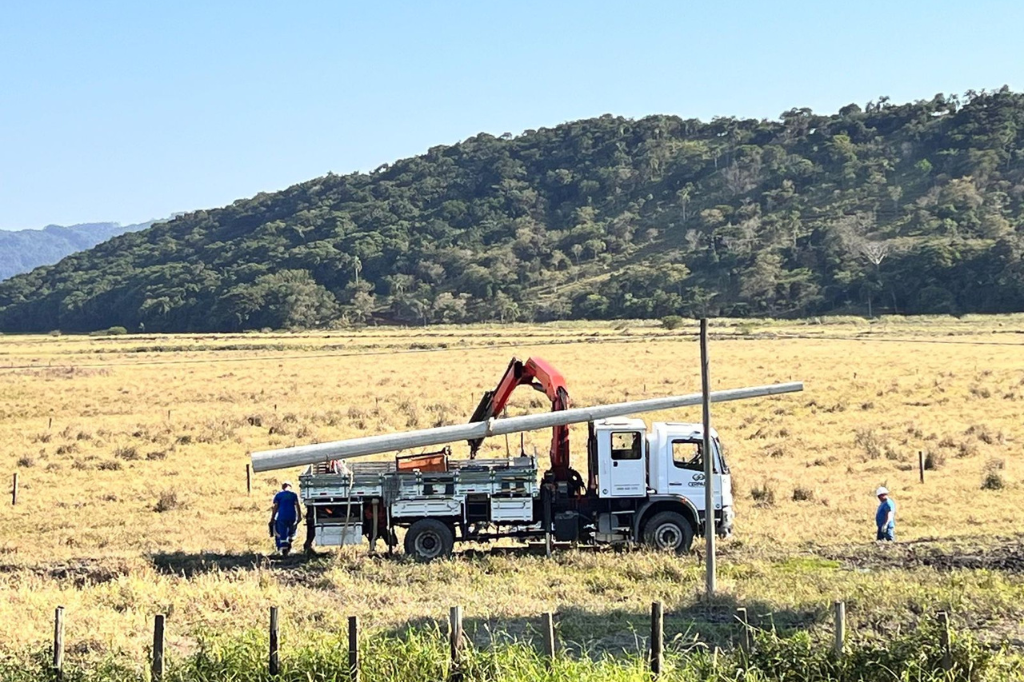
[874,486,896,541]
[269,481,302,556]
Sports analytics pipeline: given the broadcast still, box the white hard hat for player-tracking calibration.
[875,486,889,496]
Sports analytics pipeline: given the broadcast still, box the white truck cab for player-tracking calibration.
[590,418,734,540]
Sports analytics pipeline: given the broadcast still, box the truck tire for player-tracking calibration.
[642,512,694,554]
[404,519,455,562]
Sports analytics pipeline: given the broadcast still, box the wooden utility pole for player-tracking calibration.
[246,464,252,496]
[918,451,925,484]
[700,319,716,596]
[11,473,17,506]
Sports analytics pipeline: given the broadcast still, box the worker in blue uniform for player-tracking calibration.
[269,482,302,556]
[875,486,896,541]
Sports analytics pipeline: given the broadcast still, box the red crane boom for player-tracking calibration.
[467,357,574,482]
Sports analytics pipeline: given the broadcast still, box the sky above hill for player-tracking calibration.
[1,0,1022,230]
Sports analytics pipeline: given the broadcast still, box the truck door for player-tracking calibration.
[600,430,646,497]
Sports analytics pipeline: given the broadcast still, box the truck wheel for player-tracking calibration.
[642,512,694,554]
[404,519,454,562]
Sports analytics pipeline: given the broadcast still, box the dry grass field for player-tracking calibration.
[1,316,1024,670]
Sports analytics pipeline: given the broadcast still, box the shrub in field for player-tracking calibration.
[15,455,35,468]
[792,485,815,502]
[154,490,183,512]
[982,462,1005,490]
[924,450,945,470]
[854,428,884,459]
[958,440,980,458]
[114,445,139,461]
[660,315,684,330]
[965,424,1002,445]
[88,326,129,337]
[969,384,992,399]
[983,473,1005,490]
[751,480,777,507]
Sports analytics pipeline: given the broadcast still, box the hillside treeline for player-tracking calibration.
[2,88,1024,332]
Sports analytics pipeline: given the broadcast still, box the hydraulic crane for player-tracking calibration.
[466,357,574,483]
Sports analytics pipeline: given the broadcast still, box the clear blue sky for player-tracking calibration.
[1,1,1021,230]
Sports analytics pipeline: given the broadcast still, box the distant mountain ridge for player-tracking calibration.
[1,89,1023,332]
[0,221,155,281]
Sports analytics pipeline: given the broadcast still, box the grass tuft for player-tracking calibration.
[154,490,184,512]
[750,480,777,507]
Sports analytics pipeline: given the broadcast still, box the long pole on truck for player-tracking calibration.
[251,382,804,472]
[700,319,716,596]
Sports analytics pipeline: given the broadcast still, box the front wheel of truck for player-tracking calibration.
[404,519,455,562]
[641,512,694,554]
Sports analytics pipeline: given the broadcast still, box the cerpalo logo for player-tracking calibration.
[689,473,706,487]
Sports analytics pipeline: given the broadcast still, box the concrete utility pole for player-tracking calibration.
[700,319,716,596]
[252,382,803,472]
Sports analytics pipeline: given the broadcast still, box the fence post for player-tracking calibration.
[650,601,664,677]
[152,614,165,682]
[541,612,556,665]
[11,473,17,506]
[833,601,845,657]
[449,605,464,682]
[348,616,359,682]
[736,607,751,656]
[246,464,252,496]
[53,606,64,681]
[269,606,280,677]
[918,451,925,484]
[938,611,952,671]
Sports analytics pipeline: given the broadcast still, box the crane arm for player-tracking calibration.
[467,357,571,479]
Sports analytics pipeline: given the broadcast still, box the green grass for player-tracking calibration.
[0,618,1016,682]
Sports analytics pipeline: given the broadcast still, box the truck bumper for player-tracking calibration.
[716,506,734,538]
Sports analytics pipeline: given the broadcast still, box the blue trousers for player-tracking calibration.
[275,516,298,549]
[876,526,895,542]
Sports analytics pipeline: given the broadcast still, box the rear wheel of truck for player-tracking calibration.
[404,519,454,562]
[642,512,694,554]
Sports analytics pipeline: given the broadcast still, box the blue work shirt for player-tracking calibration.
[274,490,300,522]
[875,497,896,530]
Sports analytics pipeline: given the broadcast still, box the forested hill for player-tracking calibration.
[0,221,154,282]
[2,89,1024,333]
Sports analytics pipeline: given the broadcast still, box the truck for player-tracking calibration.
[294,357,734,561]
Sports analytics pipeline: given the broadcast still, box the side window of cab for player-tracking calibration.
[610,432,642,460]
